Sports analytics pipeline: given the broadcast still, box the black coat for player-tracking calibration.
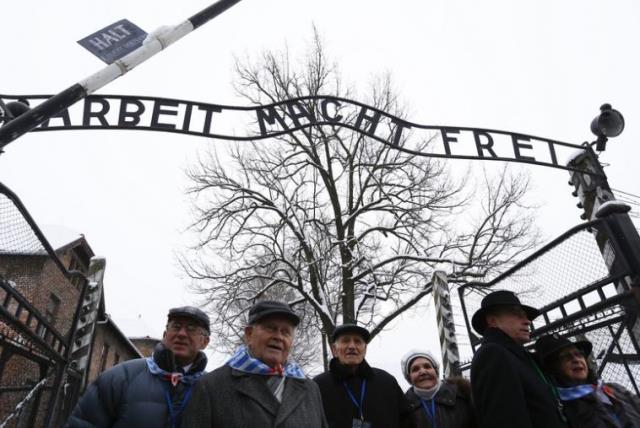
[561,383,640,428]
[470,328,567,428]
[405,380,476,428]
[65,345,207,428]
[313,358,415,428]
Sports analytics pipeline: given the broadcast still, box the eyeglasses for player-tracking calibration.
[167,321,204,335]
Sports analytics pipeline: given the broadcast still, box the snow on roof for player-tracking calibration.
[0,222,82,255]
[40,224,83,251]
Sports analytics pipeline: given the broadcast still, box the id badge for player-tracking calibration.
[351,419,371,428]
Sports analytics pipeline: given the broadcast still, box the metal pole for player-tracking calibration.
[0,0,243,150]
[432,271,462,377]
[68,257,107,384]
[568,144,640,357]
[44,257,106,428]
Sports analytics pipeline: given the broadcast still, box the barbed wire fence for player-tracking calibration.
[0,376,49,428]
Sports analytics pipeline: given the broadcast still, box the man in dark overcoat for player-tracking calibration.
[313,324,415,428]
[470,290,568,428]
[182,300,328,428]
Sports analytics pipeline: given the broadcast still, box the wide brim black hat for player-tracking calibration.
[248,300,301,326]
[331,324,371,343]
[534,334,592,361]
[471,290,540,335]
[168,306,211,333]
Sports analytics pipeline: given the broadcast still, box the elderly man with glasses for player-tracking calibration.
[65,306,210,428]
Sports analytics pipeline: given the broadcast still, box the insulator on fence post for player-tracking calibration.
[432,271,461,377]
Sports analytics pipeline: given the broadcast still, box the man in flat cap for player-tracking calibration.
[182,300,328,428]
[66,306,210,428]
[470,290,567,428]
[313,324,414,428]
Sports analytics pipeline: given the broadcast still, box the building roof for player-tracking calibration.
[0,222,90,256]
[129,336,163,342]
[98,315,144,359]
[41,224,85,252]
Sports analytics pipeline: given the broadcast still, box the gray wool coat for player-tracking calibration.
[181,365,329,428]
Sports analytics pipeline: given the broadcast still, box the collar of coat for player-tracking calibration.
[481,327,530,356]
[328,357,374,381]
[152,342,208,375]
[406,382,458,409]
[228,366,313,424]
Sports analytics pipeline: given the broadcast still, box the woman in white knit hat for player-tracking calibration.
[400,349,475,428]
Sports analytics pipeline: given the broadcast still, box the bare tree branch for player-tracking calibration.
[181,29,538,370]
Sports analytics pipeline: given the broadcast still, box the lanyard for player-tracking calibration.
[420,399,437,428]
[343,379,367,420]
[528,356,568,424]
[164,384,193,428]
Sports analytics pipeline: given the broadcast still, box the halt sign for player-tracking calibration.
[77,19,147,64]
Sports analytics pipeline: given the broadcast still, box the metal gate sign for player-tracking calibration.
[0,93,591,173]
[77,19,147,64]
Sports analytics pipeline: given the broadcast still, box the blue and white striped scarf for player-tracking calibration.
[557,380,614,405]
[226,346,306,379]
[146,357,204,386]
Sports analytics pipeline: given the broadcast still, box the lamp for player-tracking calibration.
[591,103,624,152]
[0,99,31,124]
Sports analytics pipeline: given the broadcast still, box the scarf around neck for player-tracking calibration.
[146,357,204,387]
[226,345,306,379]
[413,377,442,400]
[557,380,614,405]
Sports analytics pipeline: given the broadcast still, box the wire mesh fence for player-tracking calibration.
[0,194,46,256]
[456,219,640,393]
[0,182,82,428]
[591,318,640,393]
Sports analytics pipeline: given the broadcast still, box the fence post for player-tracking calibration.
[68,257,106,380]
[568,146,640,358]
[432,271,461,377]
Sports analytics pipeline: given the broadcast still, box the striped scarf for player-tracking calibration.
[146,357,204,387]
[557,380,614,405]
[226,345,306,379]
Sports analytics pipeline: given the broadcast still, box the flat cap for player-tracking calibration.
[248,300,300,326]
[331,324,371,343]
[168,306,210,333]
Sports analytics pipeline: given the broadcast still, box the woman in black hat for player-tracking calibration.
[534,335,640,428]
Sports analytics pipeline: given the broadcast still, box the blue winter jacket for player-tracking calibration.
[64,345,207,428]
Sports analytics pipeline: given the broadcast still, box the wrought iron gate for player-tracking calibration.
[0,182,87,427]
[457,214,640,394]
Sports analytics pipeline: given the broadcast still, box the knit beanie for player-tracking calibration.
[400,349,440,382]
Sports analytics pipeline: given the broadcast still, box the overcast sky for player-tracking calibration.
[2,0,639,386]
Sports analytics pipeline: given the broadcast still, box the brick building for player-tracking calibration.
[130,336,162,358]
[86,313,143,386]
[0,225,143,427]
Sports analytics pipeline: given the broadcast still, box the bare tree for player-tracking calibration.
[182,29,538,369]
